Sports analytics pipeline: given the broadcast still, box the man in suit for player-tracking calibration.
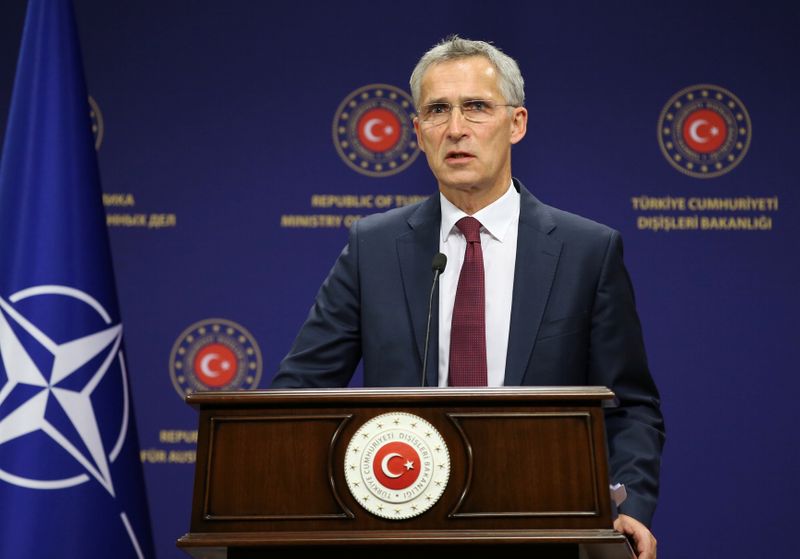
[272,36,664,559]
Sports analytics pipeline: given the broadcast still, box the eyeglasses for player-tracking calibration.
[417,99,517,126]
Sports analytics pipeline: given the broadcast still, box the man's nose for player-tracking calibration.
[445,107,469,139]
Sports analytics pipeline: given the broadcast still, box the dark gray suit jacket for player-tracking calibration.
[272,179,665,526]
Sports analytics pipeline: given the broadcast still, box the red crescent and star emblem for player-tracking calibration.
[682,109,727,153]
[357,108,401,153]
[344,412,450,520]
[333,84,420,177]
[193,343,237,387]
[657,84,751,178]
[373,441,421,490]
[169,318,262,397]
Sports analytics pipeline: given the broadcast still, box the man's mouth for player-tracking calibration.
[445,151,474,161]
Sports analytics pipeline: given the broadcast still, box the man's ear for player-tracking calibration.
[510,107,528,145]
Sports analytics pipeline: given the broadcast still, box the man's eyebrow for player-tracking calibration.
[422,95,492,105]
[422,97,450,105]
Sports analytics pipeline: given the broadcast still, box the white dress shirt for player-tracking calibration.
[438,182,520,387]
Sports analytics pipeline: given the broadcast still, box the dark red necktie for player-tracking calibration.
[449,216,487,386]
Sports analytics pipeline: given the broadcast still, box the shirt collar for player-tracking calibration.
[440,180,520,244]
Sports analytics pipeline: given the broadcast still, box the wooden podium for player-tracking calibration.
[177,387,634,558]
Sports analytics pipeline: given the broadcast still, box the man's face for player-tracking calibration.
[413,56,527,205]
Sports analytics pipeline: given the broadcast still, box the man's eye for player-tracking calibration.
[427,104,449,115]
[463,100,489,112]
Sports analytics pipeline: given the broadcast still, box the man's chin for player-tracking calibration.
[436,172,482,191]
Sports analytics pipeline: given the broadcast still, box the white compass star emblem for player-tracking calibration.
[0,286,129,496]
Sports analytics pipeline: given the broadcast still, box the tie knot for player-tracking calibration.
[456,216,482,243]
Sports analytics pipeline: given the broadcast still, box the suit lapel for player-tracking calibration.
[396,196,441,387]
[504,183,562,386]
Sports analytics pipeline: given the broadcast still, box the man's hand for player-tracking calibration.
[614,513,657,559]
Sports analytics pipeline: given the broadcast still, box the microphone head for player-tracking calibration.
[432,252,447,273]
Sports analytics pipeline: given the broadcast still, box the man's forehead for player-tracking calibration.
[419,56,501,102]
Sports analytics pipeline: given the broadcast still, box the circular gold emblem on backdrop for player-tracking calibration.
[657,84,751,179]
[344,412,450,519]
[88,95,104,151]
[169,318,262,398]
[333,84,421,177]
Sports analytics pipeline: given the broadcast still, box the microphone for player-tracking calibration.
[421,253,447,387]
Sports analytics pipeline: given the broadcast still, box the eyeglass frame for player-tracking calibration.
[416,99,520,126]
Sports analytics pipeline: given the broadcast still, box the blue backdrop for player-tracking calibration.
[1,1,798,557]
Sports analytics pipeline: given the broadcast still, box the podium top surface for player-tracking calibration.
[185,386,615,408]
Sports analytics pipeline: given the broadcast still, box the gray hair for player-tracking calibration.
[409,35,526,108]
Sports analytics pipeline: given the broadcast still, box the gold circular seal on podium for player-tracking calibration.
[344,412,450,519]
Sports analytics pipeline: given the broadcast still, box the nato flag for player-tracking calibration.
[0,1,155,557]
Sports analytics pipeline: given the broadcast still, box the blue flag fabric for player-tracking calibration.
[0,1,154,557]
